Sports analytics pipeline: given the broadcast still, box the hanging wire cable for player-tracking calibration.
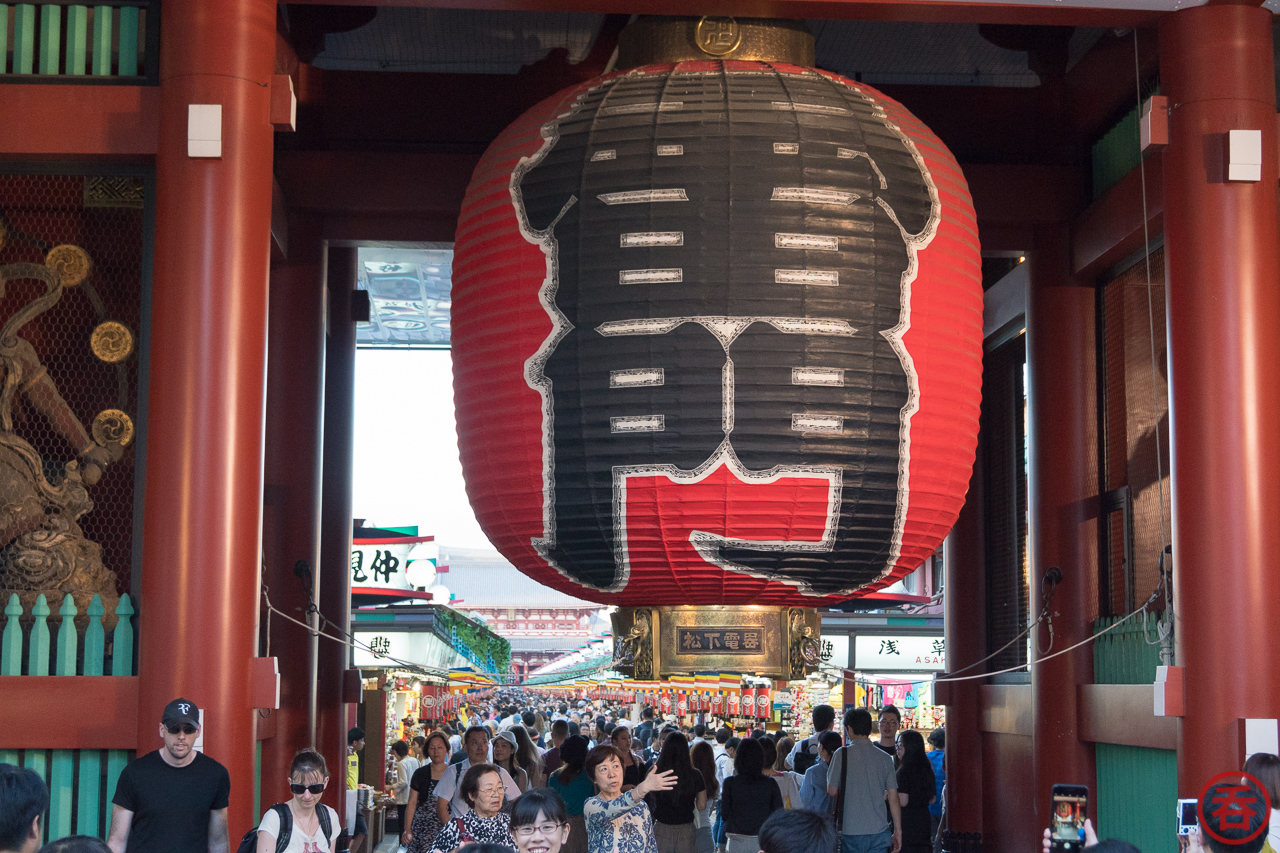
[827,575,1165,690]
[260,584,614,687]
[1133,30,1173,592]
[1130,31,1175,660]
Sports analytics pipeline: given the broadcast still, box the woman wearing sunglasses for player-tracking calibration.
[255,749,340,852]
[510,789,572,853]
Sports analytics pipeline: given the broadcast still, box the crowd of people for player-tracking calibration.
[378,688,853,853]
[4,687,1272,853]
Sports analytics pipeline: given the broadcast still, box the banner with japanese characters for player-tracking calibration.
[351,535,435,591]
[853,635,946,671]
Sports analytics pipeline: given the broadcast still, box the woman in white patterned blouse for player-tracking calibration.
[429,764,516,853]
[583,745,676,853]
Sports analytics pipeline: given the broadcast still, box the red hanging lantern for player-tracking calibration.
[756,688,772,719]
[453,33,980,608]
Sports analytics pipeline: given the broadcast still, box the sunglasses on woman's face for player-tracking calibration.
[290,783,326,795]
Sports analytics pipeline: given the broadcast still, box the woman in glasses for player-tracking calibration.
[255,749,341,852]
[427,764,517,853]
[510,789,572,853]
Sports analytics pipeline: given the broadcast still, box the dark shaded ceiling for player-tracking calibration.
[301,7,1116,87]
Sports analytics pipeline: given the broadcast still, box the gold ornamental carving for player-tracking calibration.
[83,176,145,210]
[616,16,815,68]
[788,607,823,680]
[90,321,135,363]
[614,605,820,679]
[92,409,134,448]
[0,262,122,628]
[612,607,655,681]
[44,244,92,288]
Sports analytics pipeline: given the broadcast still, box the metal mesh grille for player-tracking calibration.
[983,334,1028,669]
[0,171,145,616]
[1100,248,1169,614]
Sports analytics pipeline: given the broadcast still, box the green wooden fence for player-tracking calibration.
[0,593,136,842]
[1093,614,1177,853]
[1093,612,1165,684]
[0,2,155,79]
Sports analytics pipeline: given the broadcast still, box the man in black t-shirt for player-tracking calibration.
[107,698,231,853]
[874,705,901,765]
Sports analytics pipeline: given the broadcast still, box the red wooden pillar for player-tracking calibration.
[942,453,984,834]
[1160,3,1280,795]
[319,246,360,816]
[1027,224,1097,823]
[135,0,276,833]
[260,213,328,804]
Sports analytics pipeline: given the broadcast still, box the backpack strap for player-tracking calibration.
[317,805,333,848]
[272,804,292,853]
[835,746,850,830]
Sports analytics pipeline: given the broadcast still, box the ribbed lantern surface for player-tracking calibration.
[452,60,982,606]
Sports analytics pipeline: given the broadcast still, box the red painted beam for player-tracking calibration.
[1065,27,1160,144]
[278,150,1084,246]
[965,163,1088,224]
[0,85,158,157]
[0,677,139,749]
[287,0,1161,28]
[275,151,478,215]
[1072,150,1164,277]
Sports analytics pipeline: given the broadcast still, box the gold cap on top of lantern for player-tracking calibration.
[616,16,816,69]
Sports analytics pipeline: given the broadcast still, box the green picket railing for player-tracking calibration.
[0,592,136,841]
[0,2,156,79]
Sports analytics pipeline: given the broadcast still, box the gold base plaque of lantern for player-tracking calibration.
[613,605,822,680]
[615,16,816,67]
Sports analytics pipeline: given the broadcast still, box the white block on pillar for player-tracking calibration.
[1227,129,1262,182]
[188,104,223,158]
[1244,718,1279,761]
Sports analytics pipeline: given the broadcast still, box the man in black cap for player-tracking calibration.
[106,698,231,853]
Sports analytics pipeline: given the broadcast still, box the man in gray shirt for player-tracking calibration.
[827,708,902,853]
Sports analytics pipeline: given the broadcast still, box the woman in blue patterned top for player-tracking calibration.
[583,744,677,853]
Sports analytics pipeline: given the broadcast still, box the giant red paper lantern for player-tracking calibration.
[453,60,981,607]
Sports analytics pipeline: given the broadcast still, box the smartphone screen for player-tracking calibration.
[1178,799,1199,835]
[1051,785,1088,850]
